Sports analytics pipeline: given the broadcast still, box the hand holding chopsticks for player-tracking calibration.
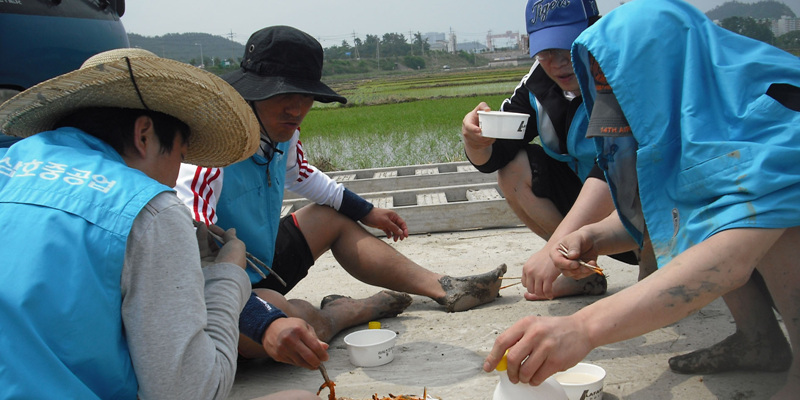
[198,222,288,287]
[557,243,604,276]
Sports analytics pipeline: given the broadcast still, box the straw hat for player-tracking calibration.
[0,48,260,167]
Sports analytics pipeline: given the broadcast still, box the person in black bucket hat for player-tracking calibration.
[176,25,508,370]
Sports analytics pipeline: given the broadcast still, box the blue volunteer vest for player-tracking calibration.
[532,95,595,182]
[215,140,291,283]
[0,128,170,399]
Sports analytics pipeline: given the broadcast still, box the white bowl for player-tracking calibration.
[553,362,606,400]
[493,373,567,400]
[477,111,530,139]
[343,329,397,367]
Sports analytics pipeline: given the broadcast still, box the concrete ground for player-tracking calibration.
[228,227,789,400]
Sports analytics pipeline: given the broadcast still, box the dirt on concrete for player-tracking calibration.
[229,227,788,400]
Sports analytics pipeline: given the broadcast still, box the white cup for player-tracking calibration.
[553,363,606,400]
[493,372,567,400]
[477,111,529,139]
[343,329,397,367]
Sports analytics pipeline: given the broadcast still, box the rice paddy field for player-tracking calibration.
[298,66,531,171]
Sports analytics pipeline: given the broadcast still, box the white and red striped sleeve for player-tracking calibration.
[175,163,224,226]
[284,136,344,209]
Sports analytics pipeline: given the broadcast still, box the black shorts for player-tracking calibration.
[525,144,639,265]
[251,214,315,294]
[526,144,583,217]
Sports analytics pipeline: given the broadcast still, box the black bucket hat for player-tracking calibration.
[222,25,347,104]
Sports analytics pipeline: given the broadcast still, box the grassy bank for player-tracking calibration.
[298,66,529,170]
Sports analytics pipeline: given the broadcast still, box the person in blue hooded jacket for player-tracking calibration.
[483,0,800,397]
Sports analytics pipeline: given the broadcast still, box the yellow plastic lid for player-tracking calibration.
[496,350,509,372]
[368,321,381,329]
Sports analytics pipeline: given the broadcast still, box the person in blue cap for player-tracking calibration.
[484,0,800,397]
[462,0,651,302]
[177,25,507,370]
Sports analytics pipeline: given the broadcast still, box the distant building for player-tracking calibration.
[429,41,449,52]
[422,32,445,43]
[769,15,799,36]
[423,32,449,52]
[456,41,487,53]
[424,30,521,54]
[448,31,457,54]
[486,31,521,51]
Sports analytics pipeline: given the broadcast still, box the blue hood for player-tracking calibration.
[571,0,800,265]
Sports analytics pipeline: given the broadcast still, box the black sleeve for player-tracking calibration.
[470,67,540,173]
[587,163,606,181]
[339,188,374,221]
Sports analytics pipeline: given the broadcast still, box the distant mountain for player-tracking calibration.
[127,0,797,66]
[128,32,244,66]
[706,0,796,20]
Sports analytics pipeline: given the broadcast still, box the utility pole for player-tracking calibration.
[409,30,413,55]
[194,42,204,68]
[352,31,360,59]
[226,30,237,65]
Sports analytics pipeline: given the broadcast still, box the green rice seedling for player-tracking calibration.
[300,94,510,170]
[324,67,528,107]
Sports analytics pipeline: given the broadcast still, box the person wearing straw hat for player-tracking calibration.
[484,0,800,397]
[462,0,651,302]
[176,25,507,368]
[0,48,319,400]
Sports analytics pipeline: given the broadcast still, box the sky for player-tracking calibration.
[120,0,797,46]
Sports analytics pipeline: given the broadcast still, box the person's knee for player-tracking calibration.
[296,203,347,227]
[497,151,533,198]
[252,288,291,310]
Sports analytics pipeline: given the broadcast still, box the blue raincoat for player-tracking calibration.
[571,0,800,266]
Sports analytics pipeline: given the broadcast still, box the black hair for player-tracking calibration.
[53,107,190,155]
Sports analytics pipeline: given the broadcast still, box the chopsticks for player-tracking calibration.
[317,363,336,400]
[205,228,288,287]
[497,243,605,291]
[558,244,604,276]
[319,363,331,384]
[498,276,522,290]
[499,282,521,290]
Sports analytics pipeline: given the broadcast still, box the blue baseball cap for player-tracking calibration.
[526,0,599,57]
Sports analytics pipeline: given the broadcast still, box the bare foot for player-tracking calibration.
[434,264,507,312]
[320,290,413,320]
[524,273,607,301]
[668,330,792,374]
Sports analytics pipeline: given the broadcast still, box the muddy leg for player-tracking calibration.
[314,290,412,341]
[669,330,791,374]
[638,242,658,281]
[669,273,791,374]
[434,263,507,312]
